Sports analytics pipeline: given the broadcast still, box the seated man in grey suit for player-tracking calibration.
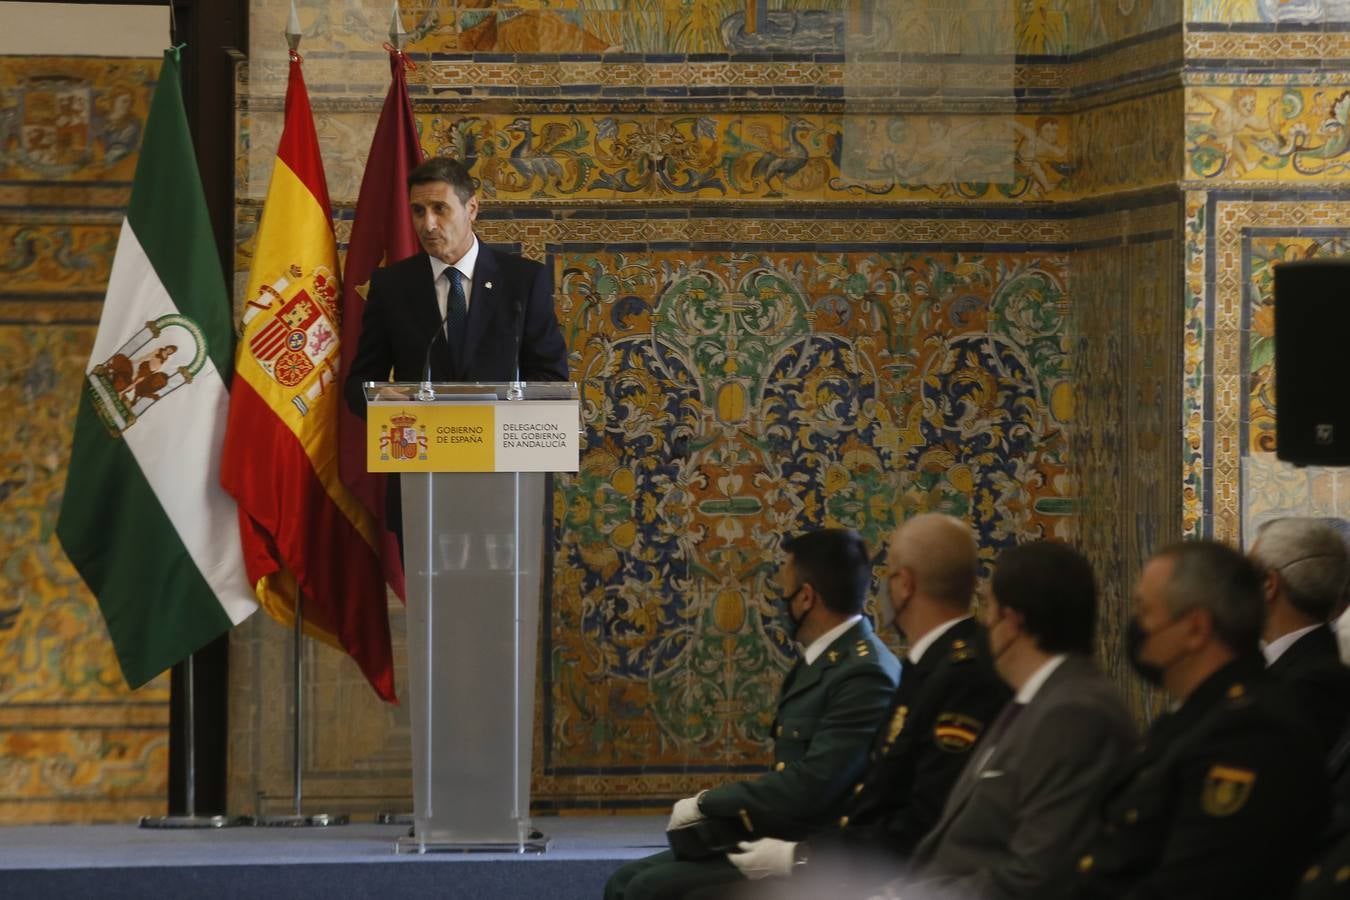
[870,540,1136,900]
[1248,517,1350,752]
[604,528,901,900]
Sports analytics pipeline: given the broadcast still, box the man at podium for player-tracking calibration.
[344,155,568,414]
[344,156,568,553]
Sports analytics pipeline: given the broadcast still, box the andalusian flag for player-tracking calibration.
[56,48,258,689]
[220,51,395,701]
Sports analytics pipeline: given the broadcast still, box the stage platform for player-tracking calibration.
[0,815,667,899]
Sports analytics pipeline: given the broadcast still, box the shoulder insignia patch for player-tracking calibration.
[885,705,910,748]
[855,640,870,657]
[951,648,974,663]
[933,713,984,753]
[1201,764,1255,817]
[1226,683,1245,700]
[827,649,840,663]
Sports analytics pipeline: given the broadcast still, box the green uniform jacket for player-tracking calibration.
[698,617,901,841]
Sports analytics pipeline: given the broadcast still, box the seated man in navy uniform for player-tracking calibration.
[1069,540,1330,899]
[1249,517,1350,752]
[707,514,1010,896]
[602,528,901,900]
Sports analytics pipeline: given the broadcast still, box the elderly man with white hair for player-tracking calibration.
[1249,516,1350,752]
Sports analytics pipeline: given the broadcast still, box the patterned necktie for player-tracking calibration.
[445,267,467,354]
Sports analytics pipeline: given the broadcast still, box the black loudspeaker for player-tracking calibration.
[1274,258,1350,466]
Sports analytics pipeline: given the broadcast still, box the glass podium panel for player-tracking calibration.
[366,382,577,853]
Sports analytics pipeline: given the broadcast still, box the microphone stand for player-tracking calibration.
[419,304,454,402]
[507,296,525,401]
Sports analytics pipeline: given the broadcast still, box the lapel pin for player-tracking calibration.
[484,281,493,289]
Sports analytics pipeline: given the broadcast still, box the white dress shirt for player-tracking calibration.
[1262,623,1321,666]
[804,614,864,665]
[907,615,972,666]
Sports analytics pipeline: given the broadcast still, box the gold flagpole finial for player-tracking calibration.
[285,0,303,52]
[389,1,408,51]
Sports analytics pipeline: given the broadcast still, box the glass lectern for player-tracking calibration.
[364,381,580,853]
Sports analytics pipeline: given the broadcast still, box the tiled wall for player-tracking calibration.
[0,56,169,822]
[1180,3,1350,543]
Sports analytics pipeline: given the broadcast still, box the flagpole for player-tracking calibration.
[371,0,417,833]
[250,0,351,831]
[254,591,350,827]
[140,654,250,828]
[108,35,250,832]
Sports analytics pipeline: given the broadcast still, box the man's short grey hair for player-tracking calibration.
[1153,541,1265,655]
[1251,517,1349,620]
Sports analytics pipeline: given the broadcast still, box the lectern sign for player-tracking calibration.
[367,400,578,472]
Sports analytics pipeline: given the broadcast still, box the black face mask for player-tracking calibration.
[1126,617,1166,686]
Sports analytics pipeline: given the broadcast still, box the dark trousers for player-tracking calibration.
[603,850,744,900]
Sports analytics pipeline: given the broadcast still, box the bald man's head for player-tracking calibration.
[887,513,979,610]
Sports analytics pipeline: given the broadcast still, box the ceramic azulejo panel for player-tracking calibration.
[544,246,1075,779]
[1186,86,1350,185]
[418,112,1066,203]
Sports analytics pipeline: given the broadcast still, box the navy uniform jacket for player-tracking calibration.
[698,617,901,841]
[1296,823,1350,900]
[1072,656,1330,900]
[343,245,567,416]
[1268,623,1350,754]
[806,616,1011,867]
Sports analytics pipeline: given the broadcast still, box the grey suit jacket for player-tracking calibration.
[903,654,1136,900]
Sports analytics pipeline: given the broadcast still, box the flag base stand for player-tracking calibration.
[139,814,252,829]
[255,812,349,827]
[141,656,252,830]
[376,811,413,826]
[255,602,350,829]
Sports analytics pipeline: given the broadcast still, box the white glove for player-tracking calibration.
[727,838,797,879]
[666,791,706,830]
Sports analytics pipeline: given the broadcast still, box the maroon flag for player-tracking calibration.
[337,48,424,602]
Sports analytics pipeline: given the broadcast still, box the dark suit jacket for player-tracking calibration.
[1072,657,1330,900]
[904,654,1136,900]
[1267,623,1350,753]
[807,617,1012,868]
[698,617,902,842]
[343,244,568,416]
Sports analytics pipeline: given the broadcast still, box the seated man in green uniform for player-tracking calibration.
[1068,540,1330,899]
[602,528,902,900]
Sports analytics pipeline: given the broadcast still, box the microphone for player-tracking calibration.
[418,303,453,402]
[507,295,525,400]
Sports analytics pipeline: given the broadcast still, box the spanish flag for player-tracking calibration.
[220,51,395,702]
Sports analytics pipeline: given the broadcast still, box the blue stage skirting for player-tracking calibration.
[0,816,667,899]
